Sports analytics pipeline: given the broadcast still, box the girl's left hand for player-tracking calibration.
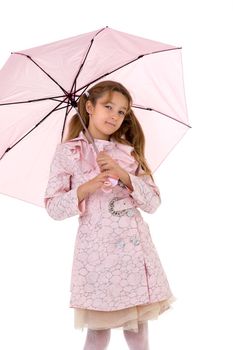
[96,151,123,178]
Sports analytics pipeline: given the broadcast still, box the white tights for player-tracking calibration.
[83,328,111,350]
[83,321,149,350]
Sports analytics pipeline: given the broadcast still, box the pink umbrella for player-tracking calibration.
[0,26,191,207]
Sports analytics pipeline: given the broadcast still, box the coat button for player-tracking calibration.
[126,209,135,217]
[133,239,140,245]
[115,240,125,249]
[130,236,140,246]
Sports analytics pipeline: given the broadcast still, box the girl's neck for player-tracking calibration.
[83,130,110,143]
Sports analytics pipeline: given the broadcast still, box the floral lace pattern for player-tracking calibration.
[43,133,175,311]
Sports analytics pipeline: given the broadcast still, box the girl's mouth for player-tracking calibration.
[106,121,116,127]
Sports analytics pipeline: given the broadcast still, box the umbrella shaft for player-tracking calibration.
[73,106,99,155]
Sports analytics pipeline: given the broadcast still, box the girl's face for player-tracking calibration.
[85,91,128,141]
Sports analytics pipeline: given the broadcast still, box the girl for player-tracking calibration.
[44,80,176,350]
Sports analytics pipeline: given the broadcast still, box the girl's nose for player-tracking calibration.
[110,112,119,120]
[109,116,117,123]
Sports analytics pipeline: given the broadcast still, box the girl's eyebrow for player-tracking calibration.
[107,101,127,110]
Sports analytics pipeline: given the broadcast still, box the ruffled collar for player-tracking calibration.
[72,130,115,144]
[65,130,138,174]
[68,130,134,155]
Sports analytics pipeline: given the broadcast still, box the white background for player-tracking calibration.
[0,0,232,349]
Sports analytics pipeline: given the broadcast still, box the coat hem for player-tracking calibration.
[69,295,175,312]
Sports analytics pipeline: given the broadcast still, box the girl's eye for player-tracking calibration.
[105,105,125,116]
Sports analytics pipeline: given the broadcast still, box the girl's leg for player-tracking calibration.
[123,321,149,350]
[83,328,111,350]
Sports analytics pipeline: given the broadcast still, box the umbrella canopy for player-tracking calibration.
[0,26,191,207]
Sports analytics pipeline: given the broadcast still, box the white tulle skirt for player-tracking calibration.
[73,295,176,333]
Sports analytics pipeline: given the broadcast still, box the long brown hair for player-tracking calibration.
[64,80,154,180]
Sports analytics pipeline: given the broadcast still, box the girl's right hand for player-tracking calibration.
[83,171,118,195]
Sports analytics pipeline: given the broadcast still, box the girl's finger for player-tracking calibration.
[107,173,119,179]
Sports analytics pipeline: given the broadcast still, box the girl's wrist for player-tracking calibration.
[77,184,88,201]
[118,169,133,192]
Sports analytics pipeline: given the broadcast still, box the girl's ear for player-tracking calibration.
[85,101,94,115]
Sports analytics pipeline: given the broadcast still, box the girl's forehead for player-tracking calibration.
[98,91,128,107]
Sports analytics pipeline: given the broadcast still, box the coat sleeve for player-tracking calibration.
[126,165,161,214]
[43,143,86,221]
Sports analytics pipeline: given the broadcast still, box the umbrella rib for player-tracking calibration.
[72,26,107,95]
[11,52,68,96]
[0,95,68,106]
[0,99,67,160]
[71,39,93,95]
[54,104,72,111]
[132,104,192,128]
[60,104,73,142]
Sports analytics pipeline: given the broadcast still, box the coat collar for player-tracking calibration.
[64,130,138,173]
[68,130,134,155]
[71,130,115,144]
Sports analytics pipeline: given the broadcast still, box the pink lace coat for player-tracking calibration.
[44,131,174,311]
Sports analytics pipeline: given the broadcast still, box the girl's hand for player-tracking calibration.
[82,171,118,195]
[96,151,123,178]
